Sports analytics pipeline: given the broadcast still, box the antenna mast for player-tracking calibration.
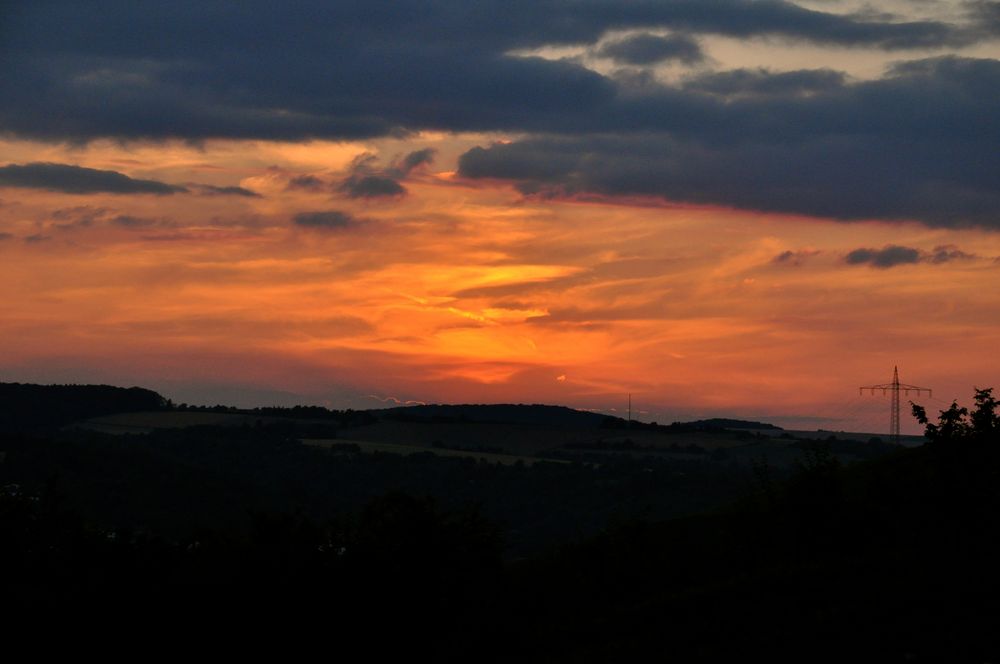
[859,366,931,444]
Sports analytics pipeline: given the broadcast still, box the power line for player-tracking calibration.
[859,366,931,445]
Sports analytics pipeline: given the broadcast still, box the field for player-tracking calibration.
[70,406,915,469]
[302,438,566,466]
[76,410,254,434]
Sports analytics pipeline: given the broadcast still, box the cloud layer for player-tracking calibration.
[597,33,705,64]
[844,244,977,268]
[1,2,998,227]
[845,245,922,269]
[458,56,1000,228]
[293,210,359,229]
[0,162,185,195]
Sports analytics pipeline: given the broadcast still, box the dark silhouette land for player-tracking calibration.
[2,382,999,660]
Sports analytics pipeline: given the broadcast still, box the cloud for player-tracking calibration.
[0,2,978,144]
[48,205,112,229]
[597,33,705,65]
[969,1,1000,36]
[0,162,186,195]
[337,148,435,199]
[292,210,358,230]
[841,243,977,268]
[37,206,172,231]
[458,57,1000,228]
[683,68,846,96]
[772,249,820,266]
[397,148,436,175]
[0,232,13,241]
[193,184,261,197]
[927,244,976,263]
[287,174,326,192]
[112,214,165,229]
[339,174,406,199]
[844,245,922,268]
[1,4,996,230]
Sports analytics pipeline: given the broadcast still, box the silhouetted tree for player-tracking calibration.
[912,387,999,445]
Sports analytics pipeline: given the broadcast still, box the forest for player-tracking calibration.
[2,383,999,660]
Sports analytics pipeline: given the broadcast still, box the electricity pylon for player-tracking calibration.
[859,366,931,444]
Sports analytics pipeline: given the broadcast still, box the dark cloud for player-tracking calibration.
[598,33,704,65]
[927,244,976,263]
[772,249,820,266]
[458,57,1000,228]
[968,1,1000,35]
[287,174,326,192]
[49,205,112,227]
[336,148,435,199]
[683,68,846,96]
[194,184,261,197]
[397,148,437,175]
[112,214,163,228]
[844,245,922,268]
[41,206,170,230]
[0,2,977,144]
[1,4,996,229]
[339,174,406,199]
[0,232,13,241]
[773,250,797,263]
[292,210,358,229]
[0,162,186,195]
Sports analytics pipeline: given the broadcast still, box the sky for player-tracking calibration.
[2,1,999,433]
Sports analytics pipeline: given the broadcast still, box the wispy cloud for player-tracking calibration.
[0,162,186,195]
[844,244,977,268]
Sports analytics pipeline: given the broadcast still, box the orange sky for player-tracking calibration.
[2,136,998,433]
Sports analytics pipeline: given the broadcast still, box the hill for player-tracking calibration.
[0,382,168,430]
[685,417,782,430]
[373,403,782,431]
[372,403,610,427]
[3,381,996,658]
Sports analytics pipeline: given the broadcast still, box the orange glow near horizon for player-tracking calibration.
[3,137,1000,432]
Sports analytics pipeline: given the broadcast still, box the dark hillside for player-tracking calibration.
[3,384,998,659]
[374,403,610,427]
[0,382,167,431]
[503,391,1000,660]
[686,417,782,430]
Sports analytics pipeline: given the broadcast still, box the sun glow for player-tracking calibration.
[3,136,1000,428]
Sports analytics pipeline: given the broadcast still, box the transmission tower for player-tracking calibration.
[859,366,931,444]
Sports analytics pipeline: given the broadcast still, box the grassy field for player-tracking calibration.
[75,410,254,434]
[338,418,766,454]
[71,408,911,470]
[302,438,568,466]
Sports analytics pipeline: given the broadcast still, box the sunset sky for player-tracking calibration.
[2,1,999,432]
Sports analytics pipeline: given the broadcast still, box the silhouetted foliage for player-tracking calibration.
[600,415,780,432]
[0,382,167,431]
[7,383,1000,659]
[912,387,1000,445]
[243,404,377,426]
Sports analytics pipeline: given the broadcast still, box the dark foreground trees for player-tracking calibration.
[912,387,1000,445]
[5,389,1000,660]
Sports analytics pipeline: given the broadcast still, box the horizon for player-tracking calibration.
[3,2,999,436]
[0,377,936,437]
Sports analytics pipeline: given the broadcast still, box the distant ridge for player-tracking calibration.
[0,382,168,430]
[370,404,781,431]
[685,418,782,431]
[0,381,782,433]
[372,403,609,428]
